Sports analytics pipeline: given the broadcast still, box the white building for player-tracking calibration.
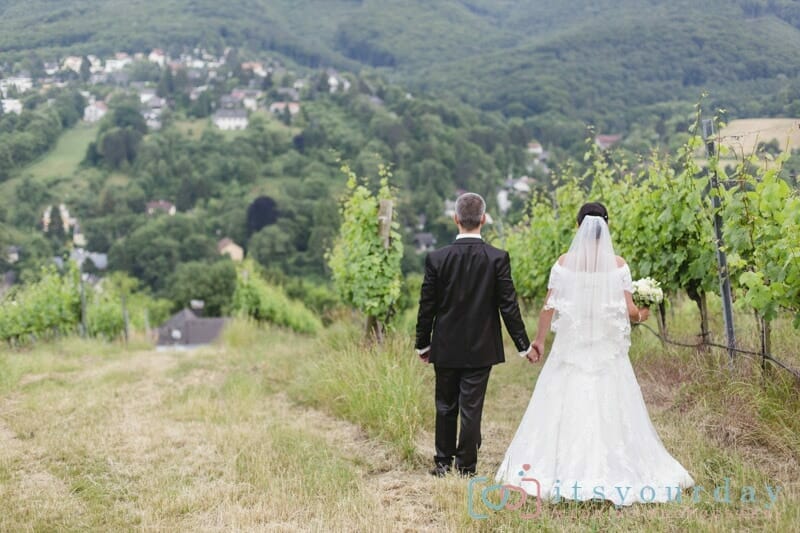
[527,142,544,157]
[269,102,300,115]
[212,109,249,131]
[104,54,132,73]
[87,55,103,73]
[1,99,22,115]
[62,56,84,74]
[83,101,108,123]
[139,88,157,104]
[0,76,33,97]
[148,49,167,67]
[327,70,351,93]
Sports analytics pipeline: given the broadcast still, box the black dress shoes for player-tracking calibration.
[429,464,451,477]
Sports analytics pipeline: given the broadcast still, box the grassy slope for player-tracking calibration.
[24,123,98,181]
[0,302,798,531]
[0,122,99,207]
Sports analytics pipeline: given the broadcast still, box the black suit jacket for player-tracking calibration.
[415,237,530,368]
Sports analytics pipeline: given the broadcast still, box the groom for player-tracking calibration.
[415,192,536,477]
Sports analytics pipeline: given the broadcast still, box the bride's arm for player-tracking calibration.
[618,256,650,323]
[531,289,555,361]
[625,291,650,323]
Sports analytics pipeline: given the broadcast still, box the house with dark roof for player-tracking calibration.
[157,309,228,348]
[413,232,437,254]
[212,109,248,131]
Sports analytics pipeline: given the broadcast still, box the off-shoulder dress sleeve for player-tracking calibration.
[620,263,633,292]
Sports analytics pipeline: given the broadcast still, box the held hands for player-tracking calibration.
[419,352,430,364]
[526,340,544,364]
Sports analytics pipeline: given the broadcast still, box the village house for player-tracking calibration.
[69,248,108,271]
[146,96,166,111]
[138,87,157,104]
[219,94,242,109]
[326,69,351,93]
[87,55,104,74]
[104,53,132,73]
[413,233,437,254]
[143,109,162,131]
[44,62,59,76]
[212,109,249,130]
[146,200,176,216]
[527,142,544,158]
[595,134,623,150]
[217,238,244,262]
[108,71,131,87]
[276,87,300,101]
[232,89,262,111]
[497,189,512,215]
[83,100,108,123]
[72,221,87,247]
[241,61,267,77]
[190,85,208,101]
[62,56,84,74]
[0,76,33,97]
[157,308,228,349]
[510,176,533,194]
[148,48,167,67]
[1,99,22,115]
[269,102,300,116]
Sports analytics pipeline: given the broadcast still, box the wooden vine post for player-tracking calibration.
[367,199,394,343]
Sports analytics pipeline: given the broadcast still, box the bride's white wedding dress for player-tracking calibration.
[495,217,694,506]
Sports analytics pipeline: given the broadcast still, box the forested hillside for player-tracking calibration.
[2,0,800,317]
[4,0,800,142]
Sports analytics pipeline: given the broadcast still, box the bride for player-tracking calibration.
[496,202,694,506]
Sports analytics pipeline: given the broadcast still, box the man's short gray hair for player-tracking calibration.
[455,193,486,230]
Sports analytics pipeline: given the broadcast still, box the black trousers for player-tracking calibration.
[433,365,492,473]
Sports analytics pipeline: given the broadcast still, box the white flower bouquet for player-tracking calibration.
[632,278,664,308]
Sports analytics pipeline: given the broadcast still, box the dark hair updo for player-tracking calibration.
[577,202,609,225]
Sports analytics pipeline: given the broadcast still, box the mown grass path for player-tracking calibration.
[0,320,798,532]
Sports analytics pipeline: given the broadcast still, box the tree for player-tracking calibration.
[317,71,330,94]
[247,224,295,272]
[48,205,67,245]
[157,67,175,98]
[80,55,91,82]
[246,196,279,237]
[166,260,237,316]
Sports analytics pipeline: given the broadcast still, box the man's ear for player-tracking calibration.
[480,213,487,225]
[453,214,460,226]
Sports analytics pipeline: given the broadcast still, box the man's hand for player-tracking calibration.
[419,352,430,364]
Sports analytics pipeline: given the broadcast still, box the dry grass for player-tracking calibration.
[718,118,800,159]
[0,312,798,531]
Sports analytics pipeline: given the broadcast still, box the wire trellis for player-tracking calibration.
[633,322,800,380]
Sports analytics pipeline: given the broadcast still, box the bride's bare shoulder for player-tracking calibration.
[557,254,568,266]
[615,256,628,268]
